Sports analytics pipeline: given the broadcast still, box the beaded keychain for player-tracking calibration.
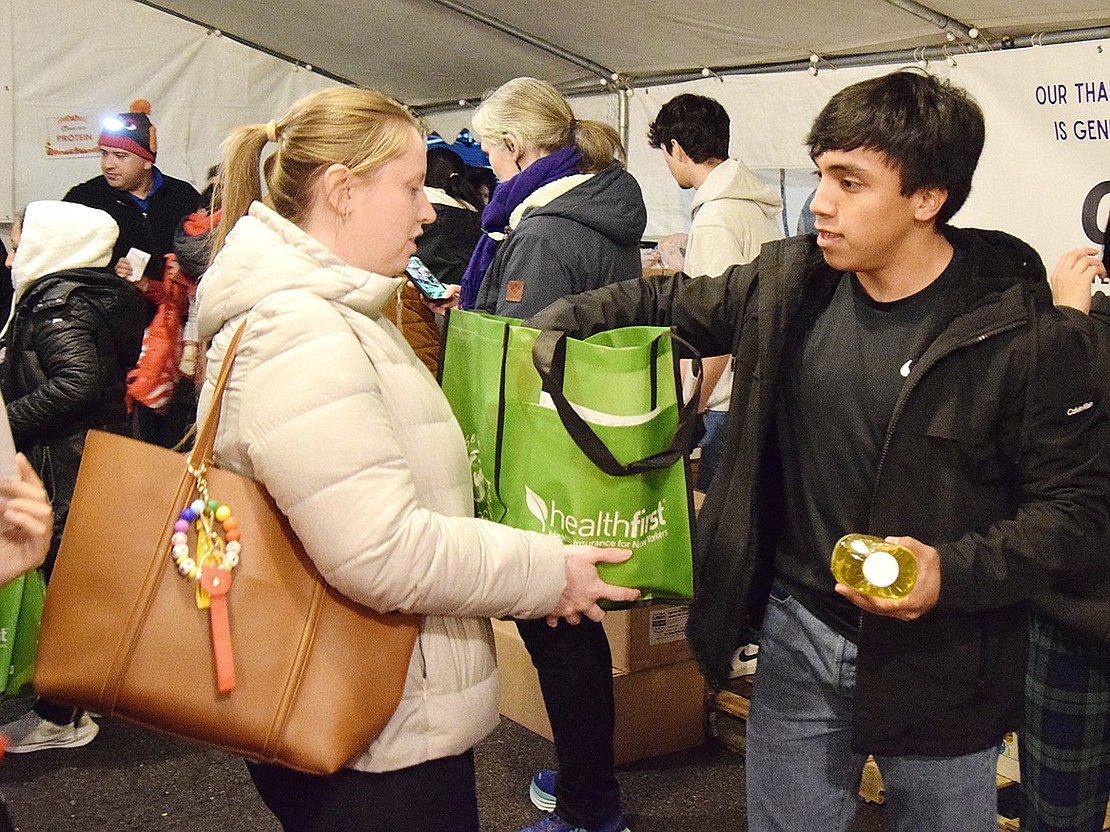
[169,461,240,693]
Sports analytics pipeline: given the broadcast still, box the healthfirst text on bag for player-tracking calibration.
[440,310,695,601]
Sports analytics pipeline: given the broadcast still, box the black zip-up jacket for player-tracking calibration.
[0,268,146,574]
[529,228,1110,756]
[63,172,200,282]
[1028,293,1110,648]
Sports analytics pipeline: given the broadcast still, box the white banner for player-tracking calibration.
[10,0,342,210]
[956,40,1109,270]
[44,114,100,158]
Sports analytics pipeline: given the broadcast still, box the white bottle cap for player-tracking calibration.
[862,551,899,588]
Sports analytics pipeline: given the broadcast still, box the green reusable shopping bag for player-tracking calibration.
[440,310,698,600]
[0,569,46,698]
[438,310,517,523]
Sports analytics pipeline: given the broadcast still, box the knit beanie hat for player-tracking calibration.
[99,99,158,162]
[172,209,222,279]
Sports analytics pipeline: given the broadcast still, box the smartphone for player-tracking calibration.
[405,256,449,302]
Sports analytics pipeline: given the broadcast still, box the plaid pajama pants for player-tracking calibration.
[1021,613,1110,832]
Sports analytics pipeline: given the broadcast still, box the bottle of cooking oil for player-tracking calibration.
[830,533,917,599]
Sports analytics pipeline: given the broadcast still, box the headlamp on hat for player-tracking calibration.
[101,116,135,133]
[98,99,157,162]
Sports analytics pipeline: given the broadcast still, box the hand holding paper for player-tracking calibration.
[125,247,152,281]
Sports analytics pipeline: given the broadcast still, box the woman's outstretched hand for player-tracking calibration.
[547,545,641,626]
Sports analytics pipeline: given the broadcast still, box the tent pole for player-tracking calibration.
[617,91,630,156]
[877,0,976,39]
[592,25,1110,91]
[424,0,616,83]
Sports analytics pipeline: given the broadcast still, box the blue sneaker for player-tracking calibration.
[529,769,557,811]
[516,812,630,832]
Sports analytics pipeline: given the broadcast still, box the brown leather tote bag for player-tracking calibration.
[35,321,420,774]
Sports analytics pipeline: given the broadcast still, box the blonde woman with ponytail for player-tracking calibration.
[195,86,638,832]
[456,77,647,319]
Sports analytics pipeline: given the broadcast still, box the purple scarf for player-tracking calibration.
[459,145,583,309]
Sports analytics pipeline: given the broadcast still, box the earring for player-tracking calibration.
[342,206,350,223]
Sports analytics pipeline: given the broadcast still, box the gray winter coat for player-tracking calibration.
[474,162,646,318]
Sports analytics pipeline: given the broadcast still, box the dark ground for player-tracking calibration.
[0,697,895,831]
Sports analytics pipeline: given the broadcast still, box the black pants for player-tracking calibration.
[33,698,80,725]
[246,751,478,832]
[516,617,620,826]
[133,380,197,449]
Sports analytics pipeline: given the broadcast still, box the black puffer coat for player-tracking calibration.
[0,269,145,574]
[416,200,482,285]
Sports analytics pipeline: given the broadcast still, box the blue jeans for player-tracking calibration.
[745,584,999,832]
[696,409,728,492]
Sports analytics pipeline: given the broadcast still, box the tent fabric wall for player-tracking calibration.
[1,1,13,218]
[6,0,340,217]
[7,0,1107,277]
[132,0,1110,111]
[435,39,1109,270]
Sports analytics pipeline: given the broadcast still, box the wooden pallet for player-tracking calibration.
[709,677,752,755]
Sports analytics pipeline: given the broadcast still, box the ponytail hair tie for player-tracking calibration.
[265,119,279,144]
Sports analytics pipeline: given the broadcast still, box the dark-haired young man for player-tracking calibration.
[647,94,781,496]
[529,70,1110,831]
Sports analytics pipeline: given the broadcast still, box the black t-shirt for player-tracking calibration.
[774,249,964,640]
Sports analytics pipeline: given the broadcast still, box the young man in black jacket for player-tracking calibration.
[528,70,1110,831]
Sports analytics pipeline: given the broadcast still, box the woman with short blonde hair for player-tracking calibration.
[458,77,646,832]
[458,77,646,317]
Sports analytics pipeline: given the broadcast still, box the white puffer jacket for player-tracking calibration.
[195,202,566,773]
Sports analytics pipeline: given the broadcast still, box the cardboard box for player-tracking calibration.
[602,604,693,673]
[997,732,1020,782]
[492,618,706,765]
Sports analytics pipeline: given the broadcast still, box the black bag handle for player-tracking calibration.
[531,329,702,477]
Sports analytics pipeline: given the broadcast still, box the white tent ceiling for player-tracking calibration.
[138,0,1110,110]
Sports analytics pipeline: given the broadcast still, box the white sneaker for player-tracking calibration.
[1,711,99,753]
[730,643,759,678]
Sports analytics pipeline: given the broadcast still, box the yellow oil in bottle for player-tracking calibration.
[830,533,917,599]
